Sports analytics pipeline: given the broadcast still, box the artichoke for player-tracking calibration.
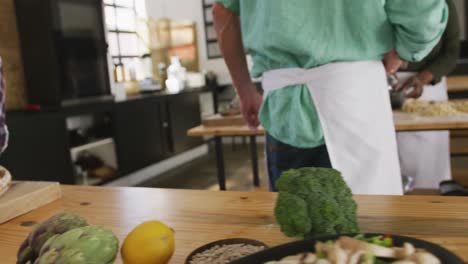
[34,226,119,264]
[17,212,88,264]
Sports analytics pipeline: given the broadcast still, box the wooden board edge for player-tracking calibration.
[0,183,62,224]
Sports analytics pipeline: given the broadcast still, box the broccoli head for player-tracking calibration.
[274,167,359,238]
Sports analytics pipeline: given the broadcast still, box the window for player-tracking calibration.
[104,0,149,79]
[202,0,222,59]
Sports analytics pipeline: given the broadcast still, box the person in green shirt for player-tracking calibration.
[395,0,461,192]
[213,0,448,194]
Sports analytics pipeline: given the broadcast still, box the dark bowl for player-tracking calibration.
[231,233,464,264]
[185,238,269,264]
[390,90,407,109]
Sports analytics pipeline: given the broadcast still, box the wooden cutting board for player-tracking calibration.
[0,181,62,224]
[202,114,246,127]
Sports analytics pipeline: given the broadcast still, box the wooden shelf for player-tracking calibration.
[75,175,106,186]
[70,138,113,156]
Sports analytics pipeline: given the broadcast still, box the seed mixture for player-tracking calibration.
[189,243,265,264]
[402,99,468,117]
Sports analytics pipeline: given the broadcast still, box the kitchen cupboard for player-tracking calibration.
[167,92,204,155]
[0,89,205,185]
[0,111,74,184]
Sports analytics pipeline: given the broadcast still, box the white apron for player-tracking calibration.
[262,61,403,195]
[396,72,452,189]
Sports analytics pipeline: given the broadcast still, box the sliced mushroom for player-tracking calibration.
[338,236,397,258]
[394,243,416,259]
[407,252,441,264]
[315,242,348,264]
[302,253,317,264]
[315,259,332,264]
[347,250,366,264]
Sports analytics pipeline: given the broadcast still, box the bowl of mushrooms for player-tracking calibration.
[231,234,463,264]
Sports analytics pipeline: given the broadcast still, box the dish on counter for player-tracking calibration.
[402,99,468,117]
[185,238,268,264]
[231,234,463,264]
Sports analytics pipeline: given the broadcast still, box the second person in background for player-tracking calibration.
[396,0,461,192]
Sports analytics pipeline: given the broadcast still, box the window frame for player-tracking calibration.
[202,1,222,59]
[104,0,141,65]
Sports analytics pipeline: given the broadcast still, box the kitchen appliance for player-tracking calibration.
[15,0,112,108]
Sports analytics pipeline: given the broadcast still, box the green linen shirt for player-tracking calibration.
[216,0,448,148]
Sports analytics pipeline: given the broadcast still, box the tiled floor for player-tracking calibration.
[140,141,270,192]
[140,141,468,195]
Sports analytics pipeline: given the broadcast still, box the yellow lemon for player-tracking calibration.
[121,221,175,264]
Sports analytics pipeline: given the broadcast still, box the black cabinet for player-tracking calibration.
[1,90,206,184]
[114,92,203,174]
[113,98,165,175]
[167,92,203,155]
[0,112,74,183]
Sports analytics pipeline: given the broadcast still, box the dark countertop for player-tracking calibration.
[116,86,211,103]
[6,86,211,117]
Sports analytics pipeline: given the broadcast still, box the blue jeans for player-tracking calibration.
[266,134,332,191]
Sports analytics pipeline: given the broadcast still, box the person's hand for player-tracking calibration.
[384,49,405,74]
[396,71,433,99]
[238,84,263,130]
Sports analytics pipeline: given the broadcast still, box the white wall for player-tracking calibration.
[145,0,236,85]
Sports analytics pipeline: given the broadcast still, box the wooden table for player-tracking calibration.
[448,76,468,93]
[1,186,468,263]
[189,125,265,190]
[188,112,468,190]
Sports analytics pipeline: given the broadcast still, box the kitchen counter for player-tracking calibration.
[115,86,212,104]
[1,186,468,263]
[448,75,468,93]
[188,111,468,137]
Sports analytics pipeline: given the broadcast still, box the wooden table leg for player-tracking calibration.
[214,136,227,190]
[250,135,260,187]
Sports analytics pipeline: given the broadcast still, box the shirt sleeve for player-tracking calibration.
[425,0,461,83]
[214,0,240,14]
[385,0,449,62]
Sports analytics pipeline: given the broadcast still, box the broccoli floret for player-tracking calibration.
[274,168,360,238]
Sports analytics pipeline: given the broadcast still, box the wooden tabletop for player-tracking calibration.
[394,111,468,131]
[447,76,468,93]
[188,125,265,137]
[1,186,468,263]
[188,112,468,137]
